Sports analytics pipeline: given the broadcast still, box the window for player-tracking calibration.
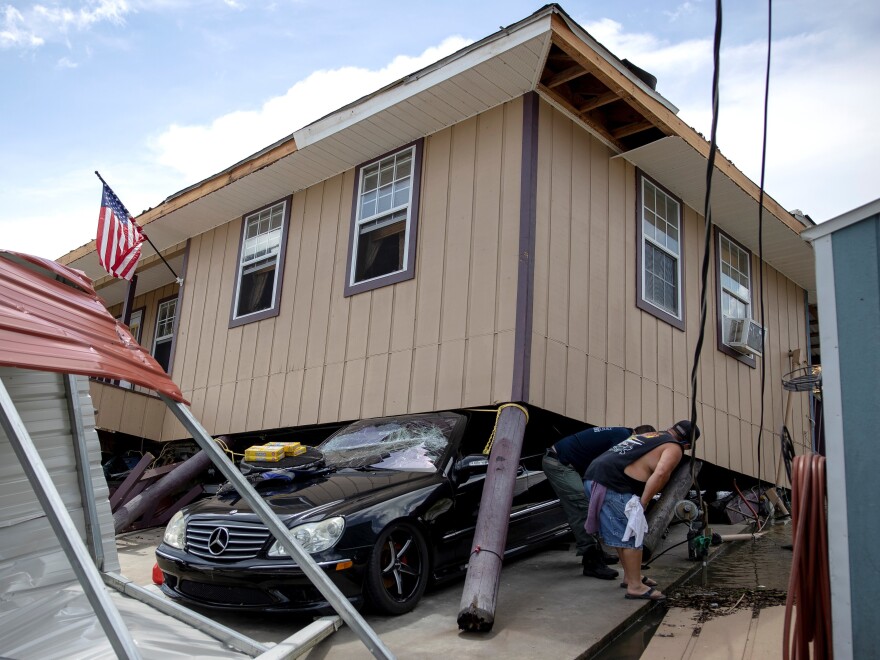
[153,297,177,373]
[230,197,291,327]
[715,229,756,365]
[345,140,423,296]
[637,172,685,330]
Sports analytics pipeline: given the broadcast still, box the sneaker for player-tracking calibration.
[582,561,619,580]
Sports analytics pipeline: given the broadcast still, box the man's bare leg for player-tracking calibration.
[619,547,662,597]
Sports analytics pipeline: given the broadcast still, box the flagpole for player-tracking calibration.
[94,171,182,284]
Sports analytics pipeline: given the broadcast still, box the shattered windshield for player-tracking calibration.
[319,416,458,472]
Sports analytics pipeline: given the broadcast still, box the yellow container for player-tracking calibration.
[266,442,307,457]
[244,445,285,462]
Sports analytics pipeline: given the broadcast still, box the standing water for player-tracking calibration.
[589,520,793,659]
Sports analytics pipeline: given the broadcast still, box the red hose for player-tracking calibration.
[783,454,832,659]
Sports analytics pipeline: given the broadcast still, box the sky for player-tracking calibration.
[2,0,878,260]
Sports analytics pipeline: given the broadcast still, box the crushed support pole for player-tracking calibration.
[113,449,211,533]
[643,457,702,561]
[457,403,528,633]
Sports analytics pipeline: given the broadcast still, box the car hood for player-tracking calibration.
[185,469,442,522]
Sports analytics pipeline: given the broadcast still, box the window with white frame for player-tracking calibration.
[153,297,177,373]
[637,174,684,329]
[716,229,756,363]
[346,140,422,296]
[231,197,290,325]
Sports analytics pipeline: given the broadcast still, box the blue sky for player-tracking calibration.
[2,0,878,259]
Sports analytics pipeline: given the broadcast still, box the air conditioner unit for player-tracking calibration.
[723,316,764,357]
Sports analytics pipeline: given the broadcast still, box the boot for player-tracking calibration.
[602,550,619,565]
[582,548,618,580]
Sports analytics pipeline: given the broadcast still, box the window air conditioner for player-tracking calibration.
[723,316,764,357]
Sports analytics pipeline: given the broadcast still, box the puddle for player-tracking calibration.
[588,521,793,658]
[682,520,793,591]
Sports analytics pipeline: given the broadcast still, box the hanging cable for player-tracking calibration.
[755,0,773,497]
[688,0,723,509]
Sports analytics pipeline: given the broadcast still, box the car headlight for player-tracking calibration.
[268,517,345,556]
[163,510,186,549]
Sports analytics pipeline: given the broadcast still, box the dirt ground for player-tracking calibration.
[666,586,788,623]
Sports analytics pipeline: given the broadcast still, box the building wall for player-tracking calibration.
[829,213,880,656]
[158,98,526,441]
[528,101,810,482]
[90,282,180,438]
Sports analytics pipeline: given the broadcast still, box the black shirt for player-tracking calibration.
[554,426,634,476]
[584,431,682,496]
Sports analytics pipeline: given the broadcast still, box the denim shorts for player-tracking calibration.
[585,480,641,549]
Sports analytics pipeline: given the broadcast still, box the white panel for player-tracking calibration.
[0,369,119,600]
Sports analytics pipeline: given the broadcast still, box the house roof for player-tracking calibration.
[0,250,187,403]
[59,3,813,305]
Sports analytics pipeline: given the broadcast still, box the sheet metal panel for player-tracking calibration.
[0,252,187,402]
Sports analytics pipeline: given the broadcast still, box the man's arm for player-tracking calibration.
[640,445,684,509]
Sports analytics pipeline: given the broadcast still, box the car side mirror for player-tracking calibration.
[454,454,490,479]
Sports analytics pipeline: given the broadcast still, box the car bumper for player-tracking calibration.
[155,546,369,613]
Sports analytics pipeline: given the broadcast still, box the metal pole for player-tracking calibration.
[64,374,105,570]
[161,395,395,660]
[0,376,141,660]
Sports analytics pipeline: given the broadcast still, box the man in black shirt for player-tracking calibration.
[585,420,699,600]
[542,424,654,579]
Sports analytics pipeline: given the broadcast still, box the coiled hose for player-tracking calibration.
[783,454,832,659]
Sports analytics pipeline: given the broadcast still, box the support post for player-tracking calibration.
[64,374,105,569]
[0,377,141,660]
[642,458,702,561]
[113,450,211,532]
[457,403,528,632]
[160,395,395,660]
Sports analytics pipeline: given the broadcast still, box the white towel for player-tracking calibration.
[622,495,649,547]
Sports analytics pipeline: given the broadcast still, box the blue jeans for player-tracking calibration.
[585,480,641,549]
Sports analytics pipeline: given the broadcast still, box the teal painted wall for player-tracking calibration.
[831,212,880,658]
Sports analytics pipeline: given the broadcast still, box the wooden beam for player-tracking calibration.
[578,91,620,113]
[544,64,588,88]
[612,120,655,139]
[549,14,803,236]
[536,83,624,152]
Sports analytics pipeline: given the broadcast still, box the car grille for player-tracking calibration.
[186,518,271,560]
[178,580,275,606]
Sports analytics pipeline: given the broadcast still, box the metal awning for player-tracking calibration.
[613,136,816,297]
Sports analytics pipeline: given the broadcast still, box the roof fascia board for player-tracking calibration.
[549,14,803,237]
[293,16,553,149]
[58,139,300,266]
[802,197,880,241]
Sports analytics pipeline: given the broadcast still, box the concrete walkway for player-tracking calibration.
[117,522,752,658]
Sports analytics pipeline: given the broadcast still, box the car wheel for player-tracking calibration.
[364,521,429,615]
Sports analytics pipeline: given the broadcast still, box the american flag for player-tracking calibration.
[96,181,145,280]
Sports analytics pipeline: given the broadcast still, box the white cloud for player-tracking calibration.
[56,55,77,68]
[582,17,880,221]
[151,35,473,183]
[1,0,130,49]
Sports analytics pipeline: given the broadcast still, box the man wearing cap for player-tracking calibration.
[584,421,699,600]
[542,424,655,579]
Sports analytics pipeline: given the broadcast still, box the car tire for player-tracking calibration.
[364,521,429,615]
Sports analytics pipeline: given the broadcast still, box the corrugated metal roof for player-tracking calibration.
[0,250,187,403]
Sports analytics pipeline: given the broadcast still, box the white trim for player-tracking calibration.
[293,17,551,149]
[802,197,880,241]
[813,234,853,659]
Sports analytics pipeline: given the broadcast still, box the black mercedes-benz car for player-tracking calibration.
[155,411,568,615]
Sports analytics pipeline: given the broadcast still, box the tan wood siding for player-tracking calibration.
[530,101,809,483]
[158,97,524,438]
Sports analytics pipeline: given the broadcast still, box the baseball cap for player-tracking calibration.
[673,420,700,444]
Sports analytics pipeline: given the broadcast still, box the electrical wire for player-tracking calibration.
[755,0,773,497]
[687,0,723,515]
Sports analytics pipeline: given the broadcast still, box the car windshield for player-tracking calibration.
[319,416,457,472]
